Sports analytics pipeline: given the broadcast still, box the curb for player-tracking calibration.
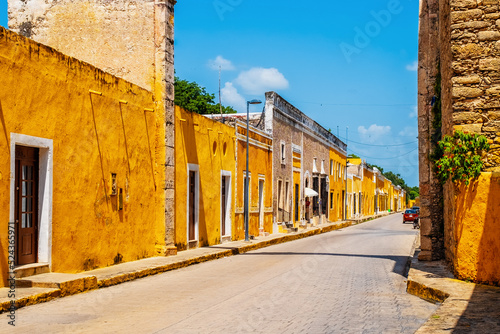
[406,280,450,303]
[3,214,393,312]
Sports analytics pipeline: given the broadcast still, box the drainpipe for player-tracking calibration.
[344,127,348,221]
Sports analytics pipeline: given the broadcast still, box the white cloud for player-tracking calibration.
[235,67,289,95]
[221,82,246,112]
[358,124,391,140]
[208,55,235,71]
[409,105,417,118]
[406,61,418,71]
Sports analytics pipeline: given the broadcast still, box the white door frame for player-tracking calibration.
[258,176,265,229]
[220,170,232,239]
[10,133,53,267]
[187,164,199,243]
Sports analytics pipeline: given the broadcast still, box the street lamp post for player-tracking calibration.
[245,99,262,242]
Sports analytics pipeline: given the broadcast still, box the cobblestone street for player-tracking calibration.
[5,214,438,334]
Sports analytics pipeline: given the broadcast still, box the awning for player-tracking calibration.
[304,187,319,197]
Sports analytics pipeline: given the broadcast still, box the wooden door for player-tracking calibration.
[15,146,39,265]
[189,171,196,241]
[221,176,226,236]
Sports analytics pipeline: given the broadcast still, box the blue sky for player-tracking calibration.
[0,0,420,187]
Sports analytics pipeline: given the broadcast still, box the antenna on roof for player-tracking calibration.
[219,65,224,123]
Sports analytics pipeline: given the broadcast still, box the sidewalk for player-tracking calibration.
[407,249,500,333]
[2,218,366,313]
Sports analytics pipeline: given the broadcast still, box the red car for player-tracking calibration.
[403,209,419,223]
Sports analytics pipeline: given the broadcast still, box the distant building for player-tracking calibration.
[263,92,347,228]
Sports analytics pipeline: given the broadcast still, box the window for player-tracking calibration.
[330,159,333,175]
[277,180,283,209]
[330,192,333,209]
[353,194,356,215]
[280,141,286,164]
[285,181,289,212]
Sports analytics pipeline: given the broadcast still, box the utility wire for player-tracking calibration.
[344,139,417,147]
[348,147,418,160]
[289,100,415,107]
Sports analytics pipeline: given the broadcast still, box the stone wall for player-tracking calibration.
[448,0,500,167]
[418,0,447,261]
[8,0,155,91]
[264,92,346,226]
[419,0,500,283]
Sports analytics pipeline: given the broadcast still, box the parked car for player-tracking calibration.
[411,206,420,214]
[403,209,419,223]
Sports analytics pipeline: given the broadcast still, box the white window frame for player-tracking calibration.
[280,140,286,165]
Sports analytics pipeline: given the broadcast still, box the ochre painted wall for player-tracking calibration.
[174,107,236,250]
[328,148,346,222]
[362,168,375,216]
[235,123,273,239]
[453,172,500,285]
[0,28,165,286]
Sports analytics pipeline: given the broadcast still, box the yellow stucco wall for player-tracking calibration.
[453,172,500,285]
[362,167,375,216]
[0,28,165,286]
[346,178,353,219]
[235,123,273,239]
[329,148,346,221]
[174,107,236,250]
[352,176,362,216]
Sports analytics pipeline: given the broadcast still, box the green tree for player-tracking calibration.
[384,171,407,189]
[367,163,384,174]
[409,187,420,200]
[174,76,237,114]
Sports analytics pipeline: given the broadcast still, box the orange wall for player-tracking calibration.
[329,148,346,221]
[362,168,375,216]
[234,123,273,239]
[174,107,236,249]
[452,172,500,285]
[0,28,164,286]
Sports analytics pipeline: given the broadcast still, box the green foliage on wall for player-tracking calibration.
[435,130,490,185]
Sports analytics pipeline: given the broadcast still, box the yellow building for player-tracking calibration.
[361,166,376,216]
[174,107,236,250]
[0,28,166,286]
[234,121,273,239]
[329,149,347,221]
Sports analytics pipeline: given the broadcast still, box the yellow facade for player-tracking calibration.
[0,28,165,286]
[345,177,353,219]
[351,175,362,217]
[174,107,236,250]
[452,173,500,285]
[329,148,346,221]
[234,122,273,239]
[362,167,375,216]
